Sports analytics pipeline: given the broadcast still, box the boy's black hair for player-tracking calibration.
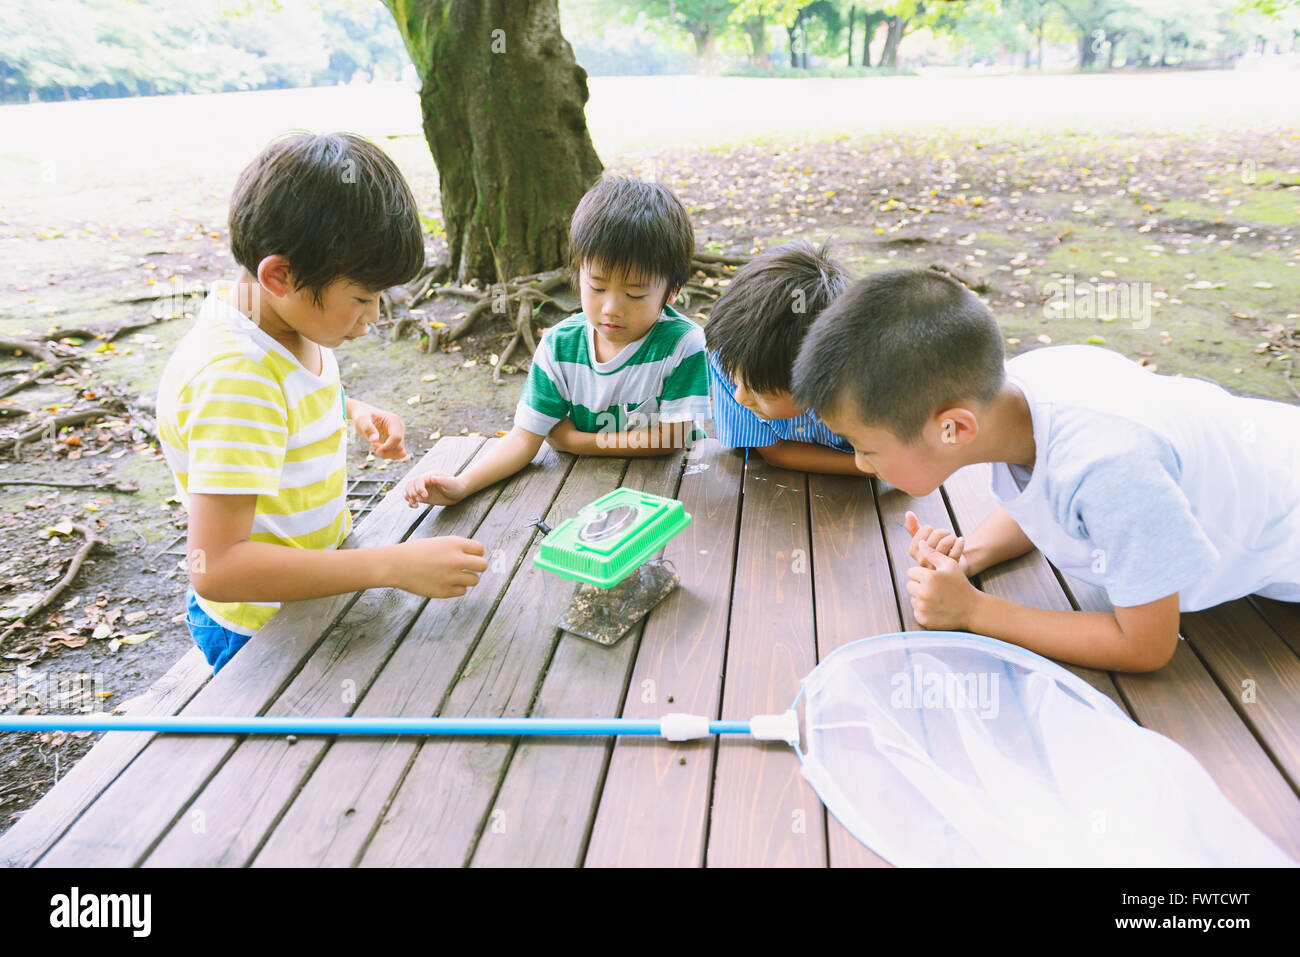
[229,131,424,305]
[791,268,1006,443]
[704,241,850,395]
[567,176,694,304]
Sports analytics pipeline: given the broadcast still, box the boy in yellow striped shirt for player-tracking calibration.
[157,132,487,673]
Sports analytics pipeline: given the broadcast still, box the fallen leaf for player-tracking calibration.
[43,632,87,649]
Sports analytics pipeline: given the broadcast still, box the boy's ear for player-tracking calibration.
[933,406,979,448]
[666,284,683,307]
[256,255,294,299]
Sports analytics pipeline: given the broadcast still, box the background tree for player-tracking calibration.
[632,0,741,71]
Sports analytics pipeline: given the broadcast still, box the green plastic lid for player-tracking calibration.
[533,487,692,588]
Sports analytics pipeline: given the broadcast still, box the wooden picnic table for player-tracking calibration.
[2,434,1297,867]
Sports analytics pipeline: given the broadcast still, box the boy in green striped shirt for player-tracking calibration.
[405,176,710,510]
[158,133,489,673]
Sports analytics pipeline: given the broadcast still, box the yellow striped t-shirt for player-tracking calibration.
[156,290,351,635]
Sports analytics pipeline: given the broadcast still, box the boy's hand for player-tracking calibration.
[392,536,489,598]
[350,400,410,460]
[404,471,468,508]
[906,539,981,630]
[904,511,969,576]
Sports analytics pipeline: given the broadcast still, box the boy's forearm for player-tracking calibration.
[757,440,869,476]
[196,540,402,604]
[962,507,1036,576]
[456,427,545,495]
[965,592,1168,672]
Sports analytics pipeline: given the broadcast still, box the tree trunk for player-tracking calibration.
[383,0,603,284]
[689,23,717,73]
[744,16,770,69]
[1078,31,1097,70]
[880,16,907,69]
[788,21,800,68]
[847,6,855,67]
[862,12,886,66]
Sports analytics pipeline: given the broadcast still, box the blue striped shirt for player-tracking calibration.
[707,350,853,452]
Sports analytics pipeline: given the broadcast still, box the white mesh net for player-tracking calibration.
[798,633,1295,867]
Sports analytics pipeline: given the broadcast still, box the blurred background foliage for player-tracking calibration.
[2,0,1297,103]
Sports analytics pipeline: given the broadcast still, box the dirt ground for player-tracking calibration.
[0,75,1297,840]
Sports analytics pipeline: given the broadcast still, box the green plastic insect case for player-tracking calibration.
[533,487,691,588]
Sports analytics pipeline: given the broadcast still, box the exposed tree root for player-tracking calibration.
[390,252,754,356]
[1,524,105,640]
[6,407,112,458]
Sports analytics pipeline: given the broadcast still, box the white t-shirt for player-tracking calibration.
[989,345,1300,610]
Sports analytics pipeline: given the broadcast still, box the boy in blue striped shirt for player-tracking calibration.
[706,242,884,480]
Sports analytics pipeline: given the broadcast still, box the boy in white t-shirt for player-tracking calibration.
[790,267,1300,673]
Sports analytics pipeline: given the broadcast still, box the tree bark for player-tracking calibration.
[861,12,886,66]
[1078,31,1097,69]
[744,16,770,69]
[879,15,907,69]
[383,0,603,284]
[689,22,717,72]
[847,6,855,66]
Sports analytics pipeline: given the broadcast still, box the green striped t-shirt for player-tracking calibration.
[156,289,351,636]
[515,306,711,439]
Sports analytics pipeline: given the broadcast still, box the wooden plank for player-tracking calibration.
[353,453,631,866]
[34,437,484,867]
[141,437,523,866]
[939,464,1126,709]
[1059,573,1300,861]
[707,454,826,867]
[806,473,897,867]
[1251,597,1300,659]
[469,451,685,867]
[248,442,574,866]
[1179,602,1300,794]
[0,647,213,867]
[583,440,743,867]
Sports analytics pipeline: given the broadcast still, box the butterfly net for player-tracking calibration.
[796,633,1294,867]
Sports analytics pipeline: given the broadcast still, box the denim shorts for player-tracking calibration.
[185,586,253,674]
